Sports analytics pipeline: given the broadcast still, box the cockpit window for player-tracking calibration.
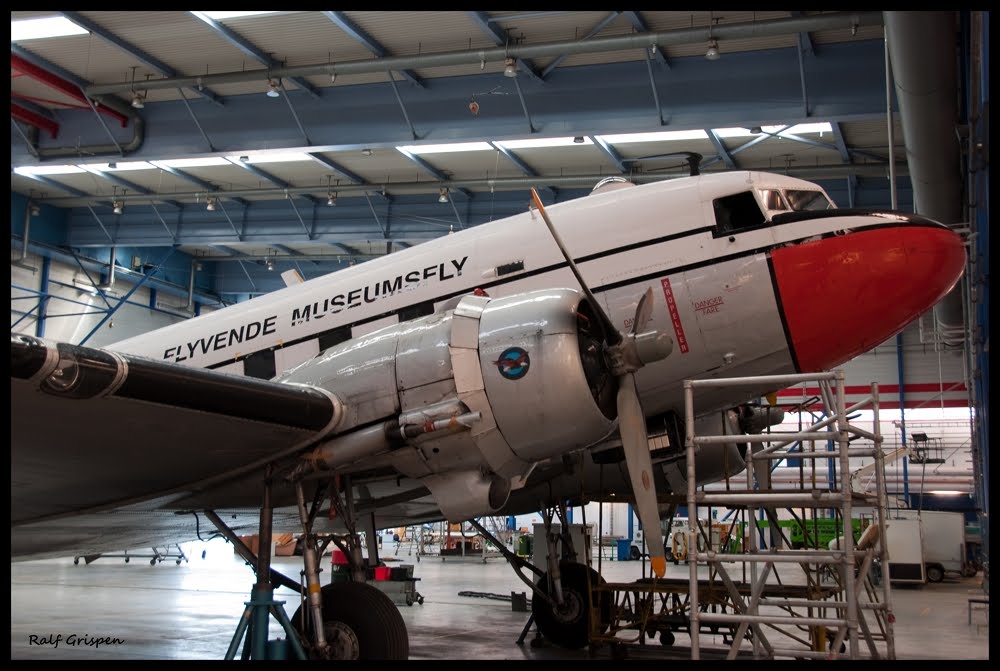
[713,191,766,234]
[785,189,834,211]
[761,189,790,211]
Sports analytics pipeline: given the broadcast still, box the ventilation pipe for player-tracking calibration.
[96,246,116,292]
[884,11,966,346]
[186,259,197,313]
[17,200,40,266]
[10,52,144,160]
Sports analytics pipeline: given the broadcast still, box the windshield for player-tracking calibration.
[785,189,834,211]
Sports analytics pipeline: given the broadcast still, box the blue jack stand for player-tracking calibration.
[224,466,308,660]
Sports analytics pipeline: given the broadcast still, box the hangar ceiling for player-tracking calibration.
[8,10,969,299]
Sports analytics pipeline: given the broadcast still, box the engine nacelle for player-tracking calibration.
[281,289,617,521]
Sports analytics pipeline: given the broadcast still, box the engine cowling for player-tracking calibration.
[280,288,617,521]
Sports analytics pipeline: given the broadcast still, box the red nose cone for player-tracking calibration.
[771,225,966,372]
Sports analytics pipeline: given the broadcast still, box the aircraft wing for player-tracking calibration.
[11,334,343,528]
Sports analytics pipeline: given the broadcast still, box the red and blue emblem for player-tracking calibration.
[494,347,530,380]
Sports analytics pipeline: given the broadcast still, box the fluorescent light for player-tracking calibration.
[155,157,231,168]
[713,127,754,138]
[495,136,595,149]
[85,161,156,172]
[926,490,966,496]
[14,165,85,176]
[196,11,279,20]
[763,122,833,136]
[397,142,493,155]
[11,16,89,41]
[597,130,708,144]
[226,152,312,164]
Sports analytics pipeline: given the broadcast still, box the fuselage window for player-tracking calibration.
[318,325,352,352]
[398,300,435,322]
[244,347,277,380]
[713,191,766,235]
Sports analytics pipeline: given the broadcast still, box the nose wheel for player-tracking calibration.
[531,561,611,649]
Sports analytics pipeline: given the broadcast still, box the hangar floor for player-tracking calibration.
[10,539,989,660]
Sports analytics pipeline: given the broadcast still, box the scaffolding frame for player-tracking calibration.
[683,370,895,660]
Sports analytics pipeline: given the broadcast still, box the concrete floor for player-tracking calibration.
[10,538,989,660]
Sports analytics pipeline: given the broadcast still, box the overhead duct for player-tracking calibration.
[884,11,966,345]
[10,49,145,160]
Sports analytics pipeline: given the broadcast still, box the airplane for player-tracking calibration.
[11,169,967,659]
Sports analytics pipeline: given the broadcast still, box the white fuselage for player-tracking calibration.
[106,172,878,417]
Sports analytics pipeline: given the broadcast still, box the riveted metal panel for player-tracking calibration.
[394,311,453,396]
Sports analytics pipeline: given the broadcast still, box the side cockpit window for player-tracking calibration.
[761,189,790,211]
[713,191,766,235]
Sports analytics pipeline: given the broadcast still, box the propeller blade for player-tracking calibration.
[630,287,654,336]
[617,372,666,577]
[530,188,621,346]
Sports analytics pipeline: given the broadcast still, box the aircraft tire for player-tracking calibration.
[531,561,610,650]
[292,581,409,660]
[926,564,945,583]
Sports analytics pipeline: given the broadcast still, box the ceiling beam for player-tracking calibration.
[467,12,546,85]
[540,12,622,80]
[624,12,670,68]
[87,12,884,96]
[188,12,321,99]
[60,12,223,106]
[320,11,424,88]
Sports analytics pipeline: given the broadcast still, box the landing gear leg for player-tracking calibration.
[289,474,409,660]
[528,503,611,650]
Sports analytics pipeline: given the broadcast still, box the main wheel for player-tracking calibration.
[926,564,945,583]
[629,545,641,561]
[532,562,611,650]
[291,581,409,660]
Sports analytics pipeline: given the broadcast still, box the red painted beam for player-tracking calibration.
[11,102,59,138]
[10,53,129,127]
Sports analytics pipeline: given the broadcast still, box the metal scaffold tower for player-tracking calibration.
[683,370,896,660]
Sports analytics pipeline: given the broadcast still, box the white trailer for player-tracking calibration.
[883,517,926,585]
[895,509,972,582]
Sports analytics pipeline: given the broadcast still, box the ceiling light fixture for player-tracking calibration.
[438,187,450,203]
[112,200,124,215]
[705,39,720,61]
[206,197,217,211]
[128,66,146,109]
[573,136,585,144]
[266,79,281,98]
[503,57,518,78]
[705,12,721,61]
[327,193,337,206]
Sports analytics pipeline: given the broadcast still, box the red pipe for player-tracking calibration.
[10,53,129,128]
[11,102,59,138]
